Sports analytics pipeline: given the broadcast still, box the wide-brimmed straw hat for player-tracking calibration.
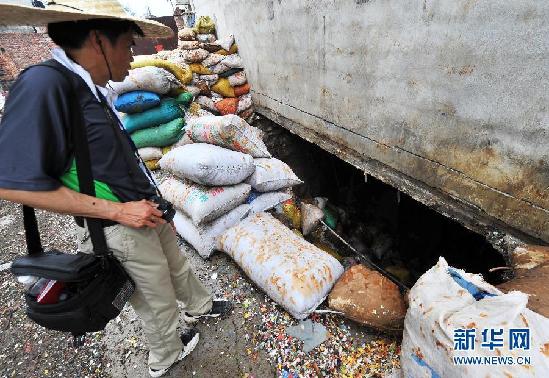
[0,0,173,38]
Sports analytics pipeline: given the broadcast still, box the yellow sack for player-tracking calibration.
[145,159,160,170]
[131,59,192,85]
[162,146,173,155]
[194,16,216,34]
[189,63,212,75]
[211,78,235,98]
[215,44,238,56]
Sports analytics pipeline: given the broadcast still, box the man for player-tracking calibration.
[0,2,231,377]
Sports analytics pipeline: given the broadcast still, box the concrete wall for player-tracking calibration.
[195,0,549,243]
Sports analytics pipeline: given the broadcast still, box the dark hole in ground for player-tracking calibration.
[253,116,508,287]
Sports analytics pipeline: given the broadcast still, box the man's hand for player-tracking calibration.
[113,200,167,228]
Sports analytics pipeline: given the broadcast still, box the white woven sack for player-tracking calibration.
[215,34,235,51]
[217,212,344,319]
[179,40,200,50]
[222,54,244,68]
[185,85,201,97]
[172,133,194,148]
[195,96,217,112]
[159,143,255,186]
[159,177,250,225]
[138,147,163,161]
[237,94,252,113]
[181,48,209,63]
[401,257,549,378]
[186,115,270,158]
[109,66,181,95]
[246,158,302,192]
[200,74,219,85]
[202,53,225,67]
[249,192,292,214]
[209,62,231,74]
[228,71,247,87]
[197,33,216,43]
[173,204,250,258]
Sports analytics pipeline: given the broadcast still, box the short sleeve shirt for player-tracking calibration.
[0,61,157,202]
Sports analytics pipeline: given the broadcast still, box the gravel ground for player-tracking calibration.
[0,195,400,378]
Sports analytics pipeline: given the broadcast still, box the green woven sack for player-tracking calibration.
[176,92,194,107]
[131,118,185,148]
[123,98,184,133]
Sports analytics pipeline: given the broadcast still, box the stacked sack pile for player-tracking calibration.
[158,113,345,320]
[110,56,194,170]
[157,114,301,259]
[164,16,254,121]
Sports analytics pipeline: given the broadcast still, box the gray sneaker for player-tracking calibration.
[183,299,233,324]
[148,329,199,377]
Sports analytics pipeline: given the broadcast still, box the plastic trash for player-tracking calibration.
[286,320,328,353]
[300,203,324,236]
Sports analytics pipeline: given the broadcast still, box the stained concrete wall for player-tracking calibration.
[195,0,549,243]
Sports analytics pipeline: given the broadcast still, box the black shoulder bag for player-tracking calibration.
[10,61,135,347]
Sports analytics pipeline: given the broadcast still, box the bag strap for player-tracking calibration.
[22,60,109,256]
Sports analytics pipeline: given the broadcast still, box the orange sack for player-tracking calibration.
[215,98,239,115]
[233,83,250,97]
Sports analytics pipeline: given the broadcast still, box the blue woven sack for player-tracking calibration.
[114,91,160,114]
[123,98,184,133]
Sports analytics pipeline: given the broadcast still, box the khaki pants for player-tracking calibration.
[76,222,212,370]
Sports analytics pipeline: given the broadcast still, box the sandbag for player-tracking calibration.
[173,204,250,259]
[145,159,160,170]
[202,53,225,67]
[300,203,324,235]
[175,92,194,107]
[114,91,160,114]
[234,83,250,97]
[195,96,217,112]
[110,66,181,95]
[159,177,251,225]
[185,85,201,97]
[211,78,235,97]
[218,212,344,319]
[237,94,252,113]
[215,44,238,56]
[194,16,215,34]
[189,63,212,75]
[130,118,185,149]
[186,115,270,158]
[172,133,194,148]
[196,33,216,43]
[222,54,243,68]
[209,62,231,75]
[228,71,247,87]
[218,67,243,78]
[497,263,549,317]
[138,147,163,161]
[195,81,211,97]
[249,192,292,214]
[246,158,302,192]
[328,265,406,331]
[179,40,200,50]
[178,28,196,41]
[202,42,222,53]
[130,58,192,86]
[159,143,255,186]
[199,74,219,86]
[181,48,209,63]
[215,98,239,115]
[215,35,234,51]
[123,98,184,133]
[401,257,549,378]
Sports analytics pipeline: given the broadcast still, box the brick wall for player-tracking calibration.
[0,31,56,91]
